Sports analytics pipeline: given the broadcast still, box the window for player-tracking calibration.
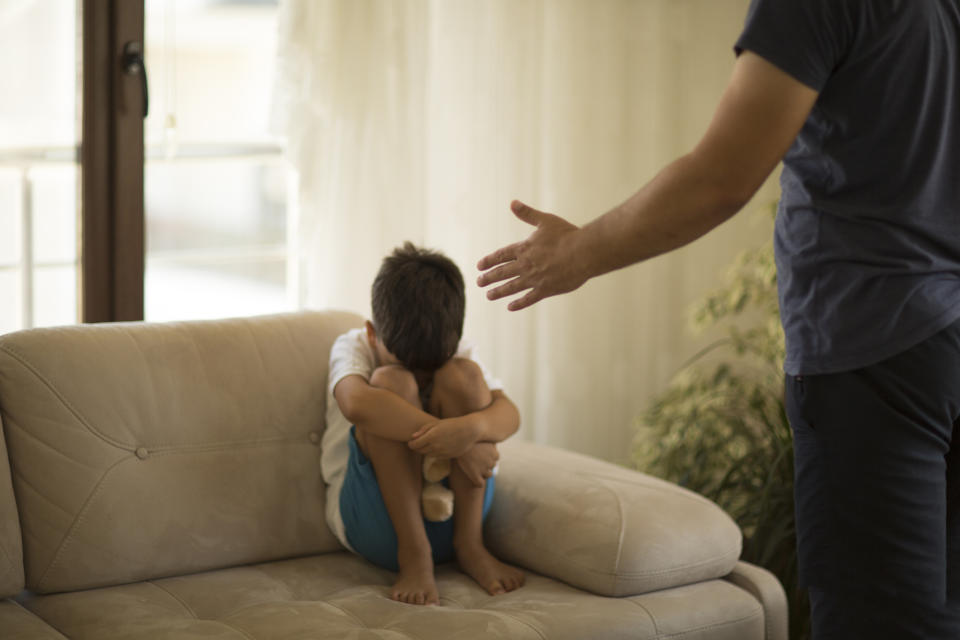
[0,0,81,334]
[0,0,297,334]
[144,0,297,322]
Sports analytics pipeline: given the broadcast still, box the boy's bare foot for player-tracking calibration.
[456,543,525,595]
[393,548,439,605]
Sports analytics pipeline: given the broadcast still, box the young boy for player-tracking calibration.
[321,242,525,605]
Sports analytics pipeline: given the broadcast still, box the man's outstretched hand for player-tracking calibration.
[476,200,588,311]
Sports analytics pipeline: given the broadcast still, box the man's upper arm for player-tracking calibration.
[693,51,819,206]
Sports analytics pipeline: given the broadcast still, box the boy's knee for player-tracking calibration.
[434,358,490,406]
[369,365,420,405]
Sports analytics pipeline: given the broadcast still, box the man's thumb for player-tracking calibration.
[510,200,542,225]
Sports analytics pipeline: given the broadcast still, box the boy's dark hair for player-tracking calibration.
[371,242,466,371]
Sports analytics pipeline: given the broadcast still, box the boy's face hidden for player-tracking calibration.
[365,321,402,368]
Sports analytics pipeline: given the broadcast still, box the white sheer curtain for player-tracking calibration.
[275,0,777,464]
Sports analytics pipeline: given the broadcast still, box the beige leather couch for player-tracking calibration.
[0,311,787,639]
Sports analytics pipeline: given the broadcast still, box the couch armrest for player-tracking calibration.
[484,440,742,597]
[723,561,788,640]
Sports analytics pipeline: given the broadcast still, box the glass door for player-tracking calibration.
[143,0,296,322]
[0,0,81,334]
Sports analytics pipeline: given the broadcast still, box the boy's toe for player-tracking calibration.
[487,580,506,595]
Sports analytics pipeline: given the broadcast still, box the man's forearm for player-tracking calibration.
[476,52,816,312]
[574,52,821,281]
[573,151,747,283]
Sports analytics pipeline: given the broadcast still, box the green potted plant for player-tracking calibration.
[632,208,810,639]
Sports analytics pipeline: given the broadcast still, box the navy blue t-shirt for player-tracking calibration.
[735,0,960,375]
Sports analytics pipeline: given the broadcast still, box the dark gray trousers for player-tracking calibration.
[787,318,960,639]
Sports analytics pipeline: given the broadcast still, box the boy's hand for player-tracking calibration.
[408,416,480,459]
[456,443,499,487]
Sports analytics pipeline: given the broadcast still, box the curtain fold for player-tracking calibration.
[276,0,776,464]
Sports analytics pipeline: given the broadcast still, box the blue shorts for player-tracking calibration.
[340,426,495,572]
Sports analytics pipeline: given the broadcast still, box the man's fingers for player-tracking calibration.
[510,200,543,226]
[479,201,557,312]
[477,242,521,271]
[487,277,531,301]
[507,289,544,312]
[476,201,545,272]
[476,261,522,288]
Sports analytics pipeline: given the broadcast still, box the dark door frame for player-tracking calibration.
[81,0,145,323]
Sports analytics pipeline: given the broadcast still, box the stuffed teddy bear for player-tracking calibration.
[421,455,454,522]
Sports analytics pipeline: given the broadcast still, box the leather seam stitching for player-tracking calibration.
[148,580,199,618]
[0,345,132,452]
[210,621,257,640]
[626,598,659,635]
[9,600,71,639]
[0,346,317,453]
[313,600,368,628]
[36,456,129,591]
[658,607,763,639]
[0,532,18,588]
[471,610,548,640]
[125,438,315,457]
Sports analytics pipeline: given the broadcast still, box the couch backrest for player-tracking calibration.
[0,311,363,594]
[0,414,24,598]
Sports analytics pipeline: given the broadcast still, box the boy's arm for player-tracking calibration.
[408,390,520,458]
[474,390,520,442]
[334,374,436,441]
[456,441,500,488]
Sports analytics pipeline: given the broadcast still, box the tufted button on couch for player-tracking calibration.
[0,311,787,639]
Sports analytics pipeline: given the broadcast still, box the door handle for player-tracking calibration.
[122,41,149,118]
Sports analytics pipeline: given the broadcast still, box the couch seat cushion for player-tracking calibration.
[20,553,765,639]
[1,599,67,639]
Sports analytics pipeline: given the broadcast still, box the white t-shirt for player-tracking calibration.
[322,327,503,550]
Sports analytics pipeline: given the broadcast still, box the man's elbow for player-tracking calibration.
[707,162,760,219]
[689,166,759,228]
[685,148,768,222]
[716,182,755,220]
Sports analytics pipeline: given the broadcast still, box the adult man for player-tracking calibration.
[478,1,960,637]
